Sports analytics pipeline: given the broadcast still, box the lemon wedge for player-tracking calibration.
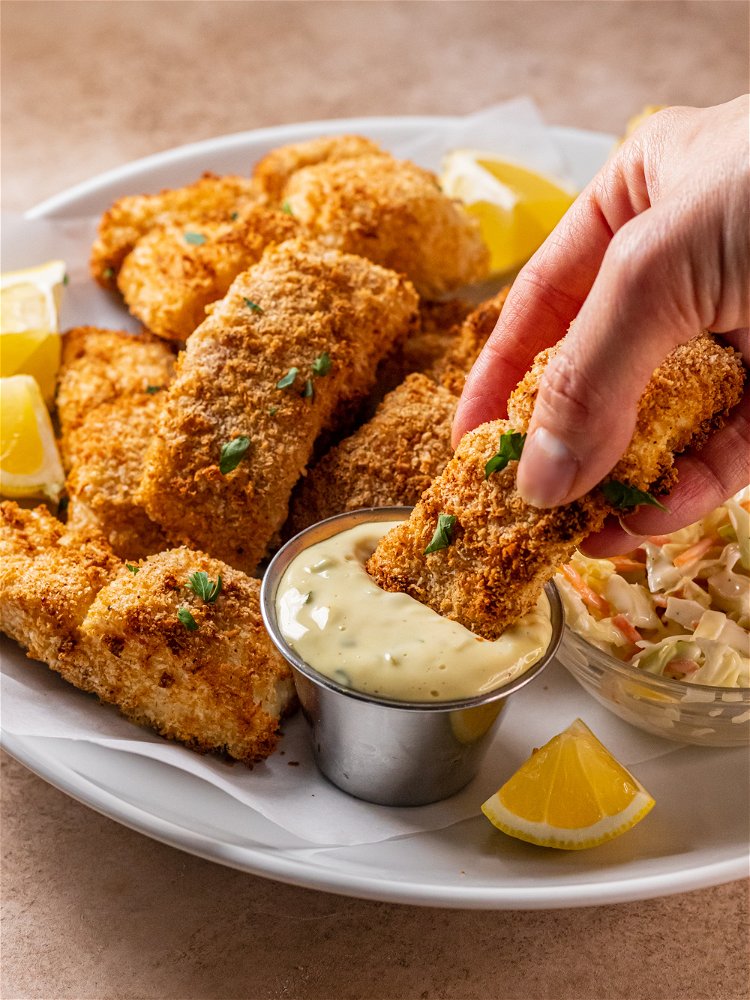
[0,260,66,404]
[481,718,655,850]
[0,374,64,500]
[441,151,575,275]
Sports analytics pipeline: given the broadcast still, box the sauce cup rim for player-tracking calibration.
[260,506,565,713]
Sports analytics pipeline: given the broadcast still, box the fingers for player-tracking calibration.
[515,202,713,507]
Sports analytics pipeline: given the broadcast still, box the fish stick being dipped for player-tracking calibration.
[137,237,419,573]
[0,502,295,763]
[367,334,746,639]
[56,327,175,560]
[115,205,298,341]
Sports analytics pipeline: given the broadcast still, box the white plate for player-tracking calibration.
[3,116,748,909]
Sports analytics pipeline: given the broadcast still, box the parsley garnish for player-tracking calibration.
[219,435,250,474]
[281,201,294,215]
[184,231,206,246]
[311,352,332,377]
[276,367,298,390]
[601,480,668,512]
[177,607,199,631]
[268,406,279,417]
[102,267,115,280]
[485,431,526,479]
[188,571,222,603]
[230,211,239,221]
[126,564,139,575]
[62,273,69,286]
[424,513,458,554]
[243,298,263,314]
[145,384,165,395]
[302,378,314,400]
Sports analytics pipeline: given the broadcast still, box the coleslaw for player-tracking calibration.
[555,488,750,688]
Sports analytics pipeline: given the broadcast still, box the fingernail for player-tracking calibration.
[517,427,578,507]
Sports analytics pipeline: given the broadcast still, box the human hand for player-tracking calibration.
[452,96,749,555]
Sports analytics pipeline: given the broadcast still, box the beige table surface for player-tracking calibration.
[1,2,749,998]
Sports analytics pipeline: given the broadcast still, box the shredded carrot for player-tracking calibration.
[647,535,673,545]
[673,535,719,567]
[612,614,642,645]
[560,564,611,616]
[740,500,750,513]
[609,556,646,574]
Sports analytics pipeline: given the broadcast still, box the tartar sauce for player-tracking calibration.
[276,519,552,702]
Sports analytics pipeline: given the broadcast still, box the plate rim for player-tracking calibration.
[6,113,747,909]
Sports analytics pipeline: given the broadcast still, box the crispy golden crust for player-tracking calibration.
[0,502,295,763]
[116,205,299,341]
[90,173,260,285]
[57,327,175,558]
[368,335,746,639]
[435,287,510,395]
[288,373,457,534]
[137,238,419,572]
[252,134,385,203]
[284,155,490,298]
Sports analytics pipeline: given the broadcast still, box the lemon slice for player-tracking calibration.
[0,374,64,500]
[0,259,66,404]
[481,718,655,850]
[441,151,575,275]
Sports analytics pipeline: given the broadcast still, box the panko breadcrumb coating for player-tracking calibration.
[367,334,746,639]
[90,173,260,285]
[252,134,386,203]
[57,327,175,559]
[138,238,419,573]
[283,155,490,298]
[116,205,298,340]
[434,287,509,395]
[0,502,295,763]
[288,373,457,534]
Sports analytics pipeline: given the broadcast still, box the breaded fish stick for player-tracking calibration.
[288,373,457,534]
[57,327,175,559]
[116,205,298,340]
[90,173,261,285]
[284,155,490,298]
[138,238,419,572]
[0,503,295,763]
[434,287,510,395]
[367,334,746,639]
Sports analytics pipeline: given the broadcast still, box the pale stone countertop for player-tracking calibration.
[1,2,748,998]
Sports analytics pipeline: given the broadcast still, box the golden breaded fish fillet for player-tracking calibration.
[434,287,510,395]
[0,502,295,763]
[367,334,746,639]
[284,155,490,298]
[252,134,385,203]
[288,373,457,534]
[138,238,419,572]
[57,327,175,558]
[90,172,260,285]
[116,204,298,341]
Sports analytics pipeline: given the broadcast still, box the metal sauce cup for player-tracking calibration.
[261,507,564,807]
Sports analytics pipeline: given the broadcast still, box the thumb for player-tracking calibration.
[516,205,713,507]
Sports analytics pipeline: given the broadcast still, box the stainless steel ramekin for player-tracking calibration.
[261,506,564,807]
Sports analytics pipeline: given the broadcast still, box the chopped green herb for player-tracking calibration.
[102,267,115,280]
[177,607,199,631]
[219,435,250,475]
[276,367,298,390]
[485,431,526,479]
[62,273,69,286]
[424,513,458,555]
[243,297,264,314]
[188,571,222,603]
[301,378,314,400]
[184,231,206,246]
[601,480,668,512]
[126,564,139,575]
[230,211,239,221]
[281,201,294,215]
[268,406,279,417]
[311,351,332,377]
[145,384,165,395]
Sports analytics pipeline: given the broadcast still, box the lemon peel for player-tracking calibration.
[0,374,64,500]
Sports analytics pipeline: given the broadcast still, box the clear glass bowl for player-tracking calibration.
[557,628,750,747]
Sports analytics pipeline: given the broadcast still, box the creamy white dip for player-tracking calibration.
[276,519,553,702]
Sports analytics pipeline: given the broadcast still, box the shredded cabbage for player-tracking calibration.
[556,489,750,688]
